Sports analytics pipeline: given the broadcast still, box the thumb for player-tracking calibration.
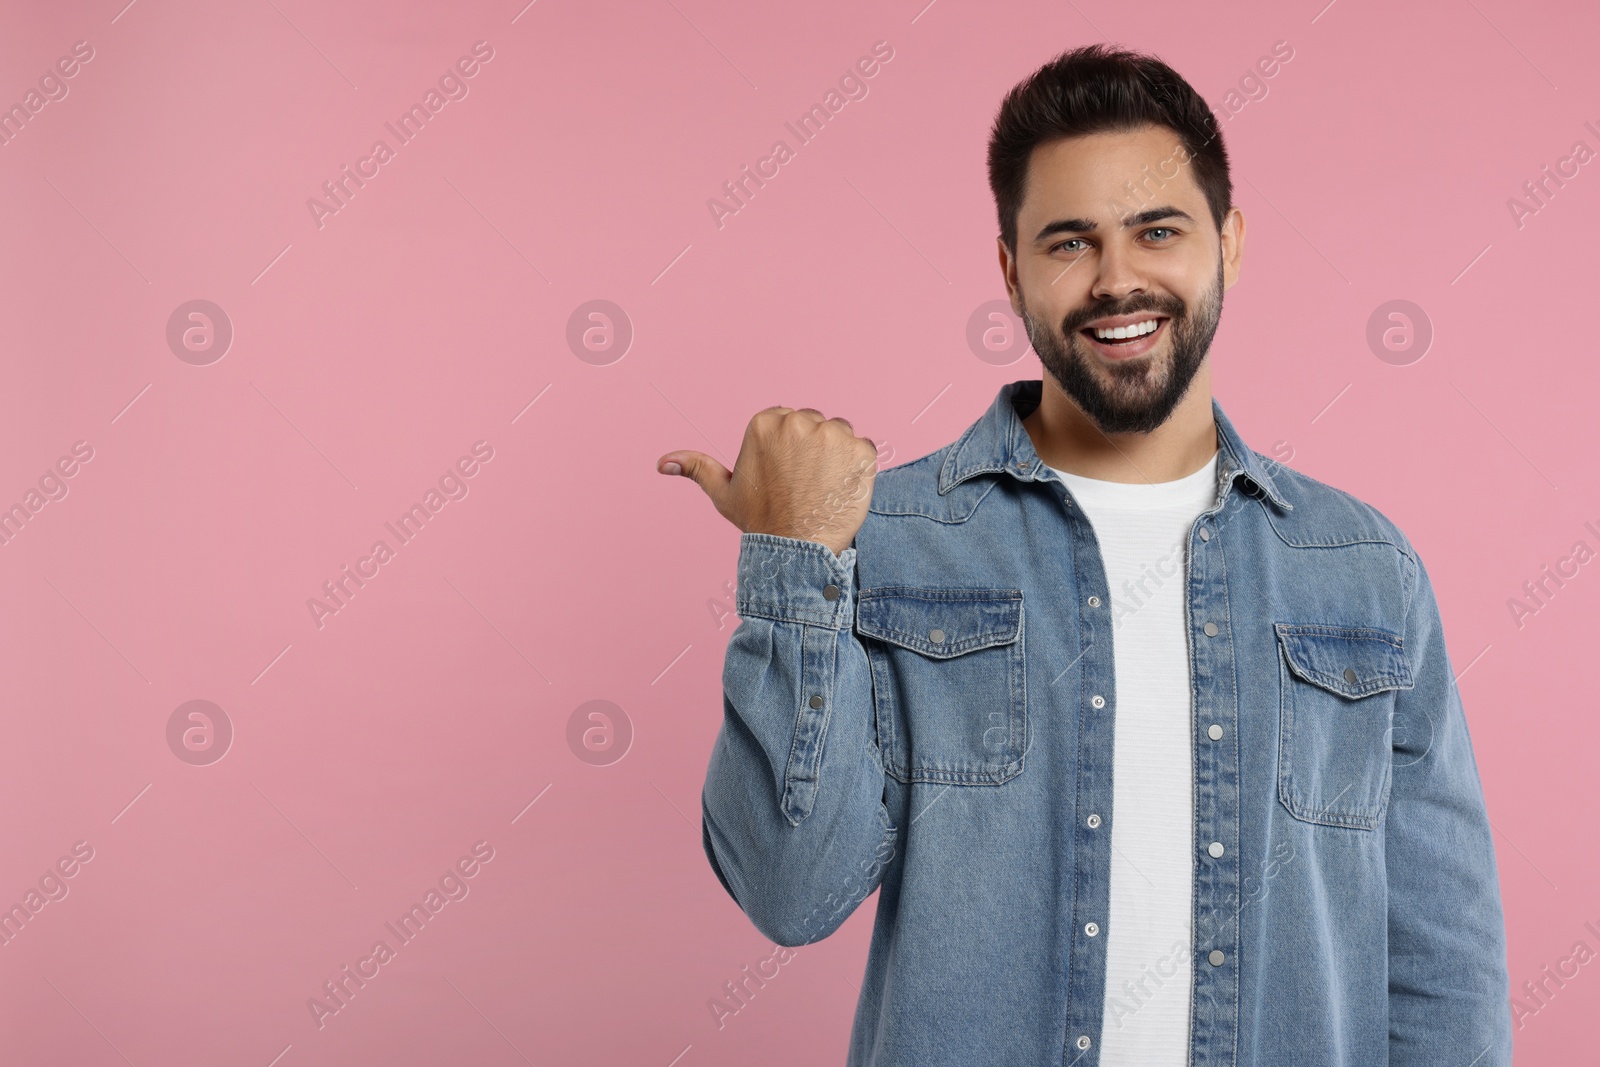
[657,449,733,505]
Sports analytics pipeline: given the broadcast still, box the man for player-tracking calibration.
[658,43,1512,1066]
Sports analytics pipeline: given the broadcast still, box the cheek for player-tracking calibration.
[1024,274,1091,322]
[1161,259,1222,307]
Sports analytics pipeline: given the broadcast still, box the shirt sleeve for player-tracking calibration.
[1385,547,1513,1064]
[700,532,898,948]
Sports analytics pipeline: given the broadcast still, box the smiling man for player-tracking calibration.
[662,44,1512,1066]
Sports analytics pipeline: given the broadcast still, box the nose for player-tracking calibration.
[1090,241,1148,303]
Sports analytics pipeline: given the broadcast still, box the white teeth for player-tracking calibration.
[1094,319,1159,340]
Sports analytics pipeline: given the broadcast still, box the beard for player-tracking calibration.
[1020,253,1225,435]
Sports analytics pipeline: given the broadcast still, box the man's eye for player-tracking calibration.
[1051,239,1087,253]
[1145,227,1176,241]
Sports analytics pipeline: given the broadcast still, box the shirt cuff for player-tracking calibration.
[735,532,856,629]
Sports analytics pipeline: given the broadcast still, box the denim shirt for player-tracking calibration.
[700,379,1513,1066]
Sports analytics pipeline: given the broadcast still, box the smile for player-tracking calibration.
[1079,316,1169,359]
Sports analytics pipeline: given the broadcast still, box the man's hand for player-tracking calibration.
[657,406,877,558]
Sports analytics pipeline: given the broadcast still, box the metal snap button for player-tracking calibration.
[1199,526,1212,541]
[809,694,824,709]
[822,584,841,601]
[1085,922,1099,937]
[1207,724,1223,740]
[1086,813,1101,828]
[1343,667,1358,684]
[1090,695,1106,709]
[928,628,946,643]
[1203,622,1219,637]
[1208,841,1225,858]
[1087,595,1101,607]
[1209,950,1226,966]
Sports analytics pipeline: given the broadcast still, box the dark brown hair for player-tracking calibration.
[987,44,1231,252]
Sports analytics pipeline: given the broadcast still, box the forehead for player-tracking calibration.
[1019,124,1206,220]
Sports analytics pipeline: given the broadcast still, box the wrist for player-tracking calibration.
[735,532,857,627]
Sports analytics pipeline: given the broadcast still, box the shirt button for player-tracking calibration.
[1087,595,1101,607]
[1086,813,1101,828]
[809,694,824,709]
[1199,526,1212,541]
[1208,841,1225,858]
[1209,949,1226,966]
[1085,921,1099,937]
[1090,695,1106,709]
[1207,724,1223,740]
[1343,667,1358,683]
[822,583,841,601]
[1076,1035,1091,1051]
[928,628,946,644]
[1203,621,1219,637]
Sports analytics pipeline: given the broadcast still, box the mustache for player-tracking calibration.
[1062,295,1186,334]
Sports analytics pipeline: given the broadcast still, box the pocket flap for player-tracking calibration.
[1274,623,1414,697]
[856,587,1023,659]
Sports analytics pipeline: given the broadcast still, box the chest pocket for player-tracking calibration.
[1275,623,1414,830]
[855,587,1026,786]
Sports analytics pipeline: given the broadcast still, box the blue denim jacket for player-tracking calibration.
[701,379,1512,1066]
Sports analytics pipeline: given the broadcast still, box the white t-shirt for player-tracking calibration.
[1045,450,1220,1066]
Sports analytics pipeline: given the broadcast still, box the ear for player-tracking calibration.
[1220,207,1246,291]
[997,235,1023,316]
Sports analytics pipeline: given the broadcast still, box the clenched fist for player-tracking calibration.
[657,406,877,558]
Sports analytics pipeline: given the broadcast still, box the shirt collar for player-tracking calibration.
[937,378,1294,511]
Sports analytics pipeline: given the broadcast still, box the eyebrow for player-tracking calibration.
[1033,206,1197,243]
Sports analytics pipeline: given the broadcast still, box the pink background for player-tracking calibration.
[2,0,1596,1063]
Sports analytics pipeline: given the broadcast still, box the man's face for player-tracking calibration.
[1001,124,1244,435]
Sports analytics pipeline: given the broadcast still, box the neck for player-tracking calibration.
[1021,364,1218,484]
